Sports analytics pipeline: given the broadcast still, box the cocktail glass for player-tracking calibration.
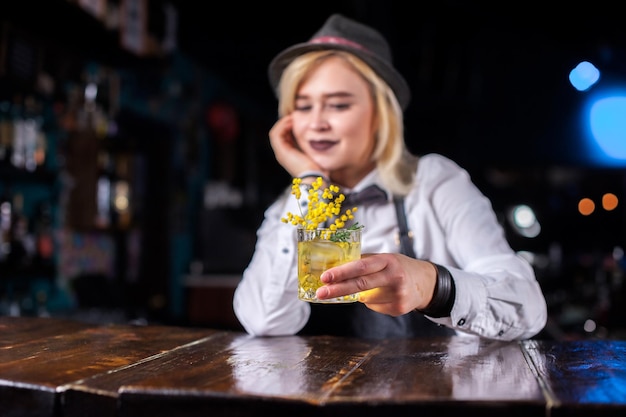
[296,228,361,303]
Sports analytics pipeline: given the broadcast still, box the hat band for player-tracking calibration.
[309,36,370,53]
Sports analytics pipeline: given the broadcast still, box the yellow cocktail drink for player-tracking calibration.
[297,228,361,303]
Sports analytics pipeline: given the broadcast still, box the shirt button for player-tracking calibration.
[457,318,466,326]
[498,330,504,336]
[282,247,289,254]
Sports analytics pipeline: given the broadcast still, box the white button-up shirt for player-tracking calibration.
[233,153,548,340]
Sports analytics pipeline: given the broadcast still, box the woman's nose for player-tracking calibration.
[308,109,330,130]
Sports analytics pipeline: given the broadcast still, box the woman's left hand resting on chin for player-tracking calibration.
[316,253,438,316]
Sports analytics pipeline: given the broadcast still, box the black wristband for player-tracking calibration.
[417,263,456,318]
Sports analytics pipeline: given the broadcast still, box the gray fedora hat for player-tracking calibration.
[268,13,411,110]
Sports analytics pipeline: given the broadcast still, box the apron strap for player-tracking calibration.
[393,195,416,258]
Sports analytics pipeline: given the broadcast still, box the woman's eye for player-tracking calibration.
[329,103,350,110]
[294,104,312,112]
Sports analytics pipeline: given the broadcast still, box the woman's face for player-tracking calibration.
[291,56,376,187]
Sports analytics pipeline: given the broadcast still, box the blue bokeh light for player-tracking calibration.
[569,61,601,91]
[588,94,626,161]
[590,96,626,158]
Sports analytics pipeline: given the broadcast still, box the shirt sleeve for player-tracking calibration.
[416,154,548,340]
[232,186,311,336]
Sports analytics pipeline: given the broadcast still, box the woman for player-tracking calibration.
[233,13,547,340]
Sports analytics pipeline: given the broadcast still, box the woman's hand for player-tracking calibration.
[316,254,438,316]
[269,115,327,179]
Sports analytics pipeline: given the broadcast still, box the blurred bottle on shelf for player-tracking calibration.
[0,101,14,166]
[10,95,25,170]
[0,188,13,264]
[34,200,55,268]
[0,96,48,172]
[7,192,32,269]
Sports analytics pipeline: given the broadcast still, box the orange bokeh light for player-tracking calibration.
[578,198,595,216]
[602,193,618,211]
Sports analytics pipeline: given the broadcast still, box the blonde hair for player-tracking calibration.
[277,50,418,196]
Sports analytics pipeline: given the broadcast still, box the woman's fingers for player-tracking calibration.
[269,115,321,177]
[317,254,390,299]
[316,254,436,316]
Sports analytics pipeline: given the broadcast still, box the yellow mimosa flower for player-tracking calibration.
[281,177,363,241]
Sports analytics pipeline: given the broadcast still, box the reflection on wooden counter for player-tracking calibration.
[0,316,625,417]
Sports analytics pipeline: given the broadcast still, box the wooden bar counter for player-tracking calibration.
[1,316,624,417]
